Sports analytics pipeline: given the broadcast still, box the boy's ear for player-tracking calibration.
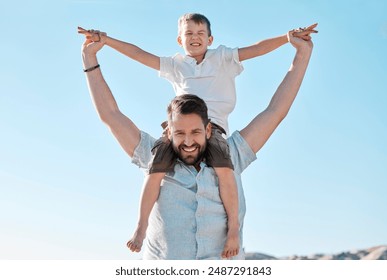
[177,36,183,46]
[208,35,214,46]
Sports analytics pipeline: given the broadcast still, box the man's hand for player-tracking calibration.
[292,23,318,41]
[78,26,107,56]
[288,27,314,52]
[78,26,107,43]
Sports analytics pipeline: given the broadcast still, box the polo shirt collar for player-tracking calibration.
[183,48,216,64]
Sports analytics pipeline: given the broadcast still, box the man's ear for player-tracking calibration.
[208,35,214,46]
[206,122,212,139]
[167,127,172,140]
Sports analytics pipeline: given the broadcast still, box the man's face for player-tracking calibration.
[168,112,211,167]
[177,20,213,62]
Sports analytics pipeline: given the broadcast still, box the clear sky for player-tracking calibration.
[1,0,386,260]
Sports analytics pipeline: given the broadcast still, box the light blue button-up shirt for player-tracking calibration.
[132,130,256,259]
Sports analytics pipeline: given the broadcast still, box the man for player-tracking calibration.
[81,28,314,259]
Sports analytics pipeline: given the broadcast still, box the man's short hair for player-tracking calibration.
[178,13,212,36]
[167,94,209,126]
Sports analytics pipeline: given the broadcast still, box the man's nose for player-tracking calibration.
[184,135,193,146]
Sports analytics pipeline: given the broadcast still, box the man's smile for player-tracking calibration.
[181,145,199,153]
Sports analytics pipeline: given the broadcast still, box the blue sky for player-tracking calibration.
[1,0,386,259]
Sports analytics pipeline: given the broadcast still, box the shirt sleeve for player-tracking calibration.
[228,131,257,174]
[159,56,175,82]
[131,131,156,170]
[219,45,244,77]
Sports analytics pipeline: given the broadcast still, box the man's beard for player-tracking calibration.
[171,139,207,166]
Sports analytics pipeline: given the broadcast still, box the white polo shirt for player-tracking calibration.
[159,45,244,135]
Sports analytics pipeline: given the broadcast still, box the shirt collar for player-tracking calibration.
[182,48,216,64]
[176,158,208,174]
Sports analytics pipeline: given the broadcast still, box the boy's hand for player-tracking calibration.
[78,27,106,56]
[288,29,314,52]
[78,26,107,43]
[292,23,318,41]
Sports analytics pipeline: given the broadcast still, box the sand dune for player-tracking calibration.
[245,245,387,260]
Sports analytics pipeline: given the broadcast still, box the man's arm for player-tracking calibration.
[78,27,160,70]
[240,31,313,154]
[82,37,141,157]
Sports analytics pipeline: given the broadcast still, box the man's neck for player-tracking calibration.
[193,163,201,172]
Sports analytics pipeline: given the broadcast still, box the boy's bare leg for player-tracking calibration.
[127,172,165,252]
[214,167,240,259]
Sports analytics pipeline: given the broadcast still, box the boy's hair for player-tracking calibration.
[178,13,212,36]
[167,94,209,126]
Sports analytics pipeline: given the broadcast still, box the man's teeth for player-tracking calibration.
[183,146,197,152]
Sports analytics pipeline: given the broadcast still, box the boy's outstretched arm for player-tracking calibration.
[105,36,160,70]
[238,34,288,61]
[78,27,160,71]
[238,23,317,61]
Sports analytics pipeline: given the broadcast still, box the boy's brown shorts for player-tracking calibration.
[148,122,234,174]
[205,123,234,170]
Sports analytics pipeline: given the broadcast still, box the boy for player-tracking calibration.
[78,14,316,259]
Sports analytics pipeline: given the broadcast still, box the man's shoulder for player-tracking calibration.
[138,130,157,150]
[227,131,257,173]
[131,131,156,169]
[227,131,245,151]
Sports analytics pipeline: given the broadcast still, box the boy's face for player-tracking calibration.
[177,20,213,63]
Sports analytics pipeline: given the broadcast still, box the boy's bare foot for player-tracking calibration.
[221,229,239,259]
[126,227,146,253]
